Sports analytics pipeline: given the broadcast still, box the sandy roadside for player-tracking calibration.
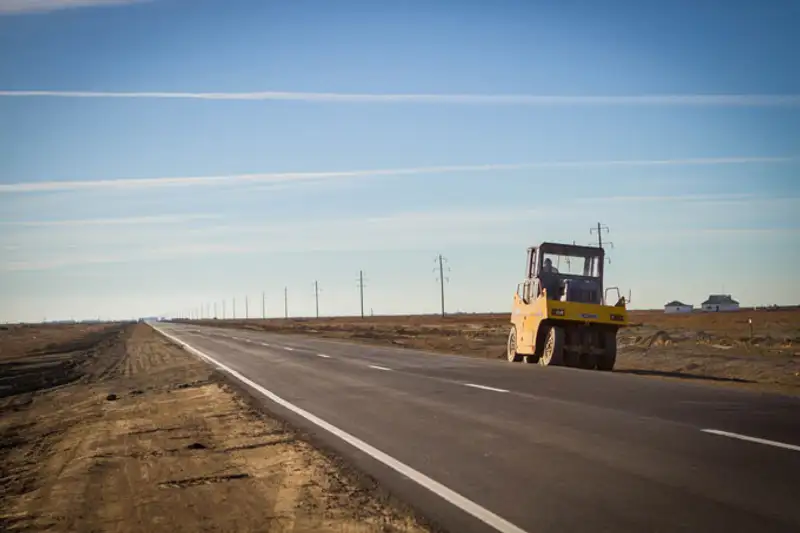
[0,323,430,533]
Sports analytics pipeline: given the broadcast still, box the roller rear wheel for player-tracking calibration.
[539,326,565,366]
[597,330,617,371]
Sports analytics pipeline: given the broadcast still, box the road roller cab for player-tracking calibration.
[508,242,629,370]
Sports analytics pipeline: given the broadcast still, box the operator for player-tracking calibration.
[542,258,559,274]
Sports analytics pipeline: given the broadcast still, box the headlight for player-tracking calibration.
[610,314,625,321]
[552,308,565,316]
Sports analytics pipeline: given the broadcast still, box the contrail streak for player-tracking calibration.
[1,156,795,193]
[1,90,799,106]
[0,0,149,15]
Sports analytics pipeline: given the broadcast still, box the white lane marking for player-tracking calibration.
[368,365,391,371]
[150,326,529,533]
[702,429,800,452]
[284,346,295,352]
[464,383,509,393]
[261,342,271,347]
[317,353,331,358]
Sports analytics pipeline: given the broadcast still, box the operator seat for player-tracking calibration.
[537,273,561,300]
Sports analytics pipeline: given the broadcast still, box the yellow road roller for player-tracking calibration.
[508,242,629,370]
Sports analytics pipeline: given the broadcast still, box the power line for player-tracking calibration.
[357,270,367,318]
[589,222,613,250]
[312,281,321,318]
[433,254,450,318]
[589,222,614,265]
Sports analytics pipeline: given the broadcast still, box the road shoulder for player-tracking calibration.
[0,323,431,533]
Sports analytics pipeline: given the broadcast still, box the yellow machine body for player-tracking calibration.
[507,241,629,369]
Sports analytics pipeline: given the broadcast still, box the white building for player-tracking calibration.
[701,294,740,312]
[664,300,693,313]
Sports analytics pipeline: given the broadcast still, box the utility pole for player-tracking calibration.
[214,302,217,319]
[313,281,320,318]
[589,222,613,267]
[434,254,450,318]
[358,270,366,318]
[590,222,611,249]
[262,291,266,319]
[439,255,445,317]
[233,297,236,319]
[245,296,249,319]
[222,300,226,319]
[284,287,288,319]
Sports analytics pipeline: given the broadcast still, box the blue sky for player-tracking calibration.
[1,0,798,322]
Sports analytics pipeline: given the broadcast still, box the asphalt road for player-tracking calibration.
[152,322,800,533]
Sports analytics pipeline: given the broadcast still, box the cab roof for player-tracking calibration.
[533,242,605,257]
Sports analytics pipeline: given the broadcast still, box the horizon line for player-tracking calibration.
[1,155,796,193]
[1,90,800,106]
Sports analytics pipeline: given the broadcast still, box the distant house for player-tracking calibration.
[701,294,740,312]
[664,300,693,313]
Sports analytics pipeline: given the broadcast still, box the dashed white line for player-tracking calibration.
[368,365,392,371]
[260,342,271,347]
[317,353,331,358]
[284,346,295,352]
[464,383,510,393]
[150,325,530,533]
[702,429,800,452]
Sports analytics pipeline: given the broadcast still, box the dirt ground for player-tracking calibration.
[0,323,430,533]
[187,308,800,396]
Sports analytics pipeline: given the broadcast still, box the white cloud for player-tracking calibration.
[2,189,797,273]
[573,193,757,204]
[1,213,221,227]
[616,227,800,245]
[571,193,800,208]
[2,156,794,194]
[696,228,800,236]
[1,243,255,271]
[0,0,149,15]
[4,204,797,271]
[1,90,799,107]
[0,208,550,270]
